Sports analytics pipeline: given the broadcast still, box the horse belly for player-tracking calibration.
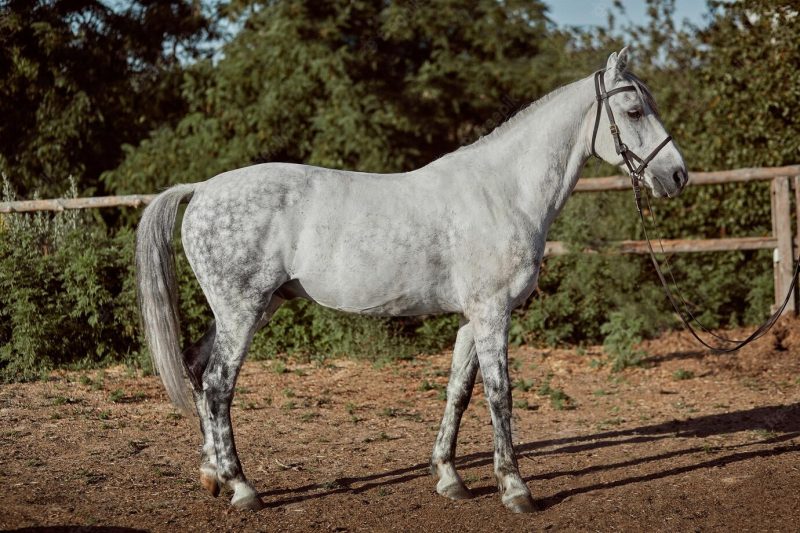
[291,240,459,317]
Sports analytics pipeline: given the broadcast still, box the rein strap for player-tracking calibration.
[589,69,793,352]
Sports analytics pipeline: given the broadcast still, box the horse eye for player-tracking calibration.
[627,110,642,120]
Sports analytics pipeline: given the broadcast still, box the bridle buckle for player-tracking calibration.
[609,123,619,136]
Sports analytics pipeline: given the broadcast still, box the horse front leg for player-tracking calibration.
[431,319,478,499]
[472,310,535,513]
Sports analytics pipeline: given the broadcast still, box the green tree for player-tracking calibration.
[0,0,216,197]
[104,0,578,193]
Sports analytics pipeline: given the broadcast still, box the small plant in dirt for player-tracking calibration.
[238,400,258,410]
[420,379,446,400]
[537,373,574,410]
[282,387,295,398]
[98,410,111,420]
[108,389,124,403]
[272,361,288,374]
[462,473,479,484]
[673,369,695,380]
[514,378,533,392]
[601,311,647,372]
[513,399,532,410]
[300,411,319,422]
[364,431,392,443]
[419,380,437,391]
[380,407,399,418]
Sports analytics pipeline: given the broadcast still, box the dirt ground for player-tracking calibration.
[2,319,800,533]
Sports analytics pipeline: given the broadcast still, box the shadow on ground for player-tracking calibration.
[257,402,800,509]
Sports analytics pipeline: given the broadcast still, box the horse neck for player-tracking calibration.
[447,76,596,229]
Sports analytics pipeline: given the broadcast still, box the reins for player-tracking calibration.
[591,69,797,352]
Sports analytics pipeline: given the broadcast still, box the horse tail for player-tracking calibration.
[136,183,197,413]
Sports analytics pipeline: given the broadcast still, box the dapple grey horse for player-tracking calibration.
[136,48,687,513]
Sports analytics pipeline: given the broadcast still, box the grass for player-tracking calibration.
[419,379,447,400]
[363,431,393,443]
[419,380,438,391]
[672,369,695,380]
[513,398,534,410]
[537,373,574,410]
[513,378,533,392]
[108,389,124,403]
[300,411,319,422]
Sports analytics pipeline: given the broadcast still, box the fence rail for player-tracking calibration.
[2,164,798,312]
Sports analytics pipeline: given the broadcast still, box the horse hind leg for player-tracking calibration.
[187,298,283,505]
[179,322,221,497]
[430,319,478,500]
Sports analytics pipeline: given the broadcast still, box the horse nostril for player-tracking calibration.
[672,170,685,187]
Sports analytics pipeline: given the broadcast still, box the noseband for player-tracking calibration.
[590,70,673,198]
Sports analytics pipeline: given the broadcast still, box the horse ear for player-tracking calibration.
[605,51,618,71]
[605,47,630,73]
[616,46,630,72]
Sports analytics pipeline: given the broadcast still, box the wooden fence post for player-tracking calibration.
[771,176,795,314]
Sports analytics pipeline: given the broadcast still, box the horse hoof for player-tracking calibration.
[200,470,220,498]
[231,493,264,511]
[504,494,536,513]
[436,480,473,500]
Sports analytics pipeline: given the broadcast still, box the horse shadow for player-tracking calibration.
[258,402,800,509]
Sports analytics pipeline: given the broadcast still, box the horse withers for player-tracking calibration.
[135,47,687,513]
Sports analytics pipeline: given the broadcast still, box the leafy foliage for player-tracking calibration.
[0,0,215,197]
[103,0,575,194]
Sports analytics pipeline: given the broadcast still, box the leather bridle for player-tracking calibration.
[590,70,673,201]
[589,69,798,352]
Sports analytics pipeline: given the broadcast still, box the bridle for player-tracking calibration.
[589,69,798,352]
[590,69,673,203]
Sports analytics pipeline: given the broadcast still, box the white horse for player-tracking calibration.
[136,48,687,513]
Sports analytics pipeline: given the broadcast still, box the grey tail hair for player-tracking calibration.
[136,183,197,413]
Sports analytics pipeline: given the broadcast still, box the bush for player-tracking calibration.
[0,180,143,380]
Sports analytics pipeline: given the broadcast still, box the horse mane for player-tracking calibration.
[449,80,579,155]
[443,70,659,159]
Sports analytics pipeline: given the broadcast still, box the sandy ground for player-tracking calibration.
[2,319,800,532]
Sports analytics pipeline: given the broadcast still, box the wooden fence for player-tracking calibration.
[2,165,799,313]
